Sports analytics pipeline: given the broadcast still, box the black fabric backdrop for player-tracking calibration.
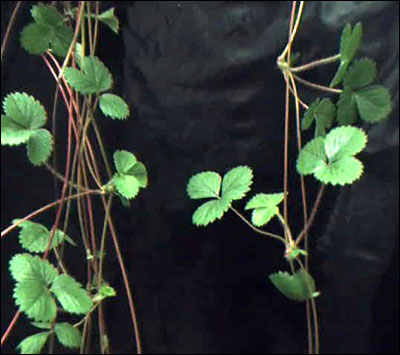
[1,1,399,354]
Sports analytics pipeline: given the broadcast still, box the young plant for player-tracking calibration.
[1,2,146,354]
[186,2,392,354]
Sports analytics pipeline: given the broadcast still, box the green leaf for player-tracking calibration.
[337,87,358,125]
[3,92,47,130]
[221,166,253,201]
[113,174,140,199]
[99,94,130,120]
[187,171,222,199]
[17,331,50,354]
[296,137,326,176]
[15,220,71,253]
[93,283,117,303]
[63,56,113,94]
[55,323,82,349]
[98,8,119,34]
[31,322,51,330]
[114,150,137,175]
[301,99,320,131]
[21,5,73,57]
[314,156,364,186]
[269,269,318,302]
[297,126,367,185]
[330,23,363,87]
[50,274,93,315]
[20,23,51,55]
[26,129,53,166]
[330,60,350,88]
[324,126,367,161]
[1,115,34,146]
[127,162,148,188]
[314,98,336,137]
[354,85,392,122]
[343,58,377,90]
[10,254,58,322]
[31,4,64,28]
[340,23,362,63]
[192,197,231,226]
[245,193,284,227]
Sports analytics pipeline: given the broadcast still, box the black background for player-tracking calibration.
[1,2,399,354]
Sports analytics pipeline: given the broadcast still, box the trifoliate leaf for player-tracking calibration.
[301,99,320,131]
[343,58,377,90]
[98,8,119,34]
[3,92,47,130]
[296,137,326,176]
[269,269,318,302]
[245,193,284,227]
[54,323,82,349]
[192,197,231,226]
[324,126,367,161]
[113,174,140,199]
[337,87,358,125]
[99,94,130,120]
[314,156,364,185]
[297,126,367,185]
[17,331,50,354]
[27,129,53,166]
[114,150,137,175]
[63,56,113,94]
[340,22,362,63]
[127,162,148,188]
[21,5,73,57]
[187,172,221,199]
[15,220,71,253]
[50,274,93,314]
[221,166,253,201]
[10,254,58,322]
[1,115,34,146]
[354,85,392,122]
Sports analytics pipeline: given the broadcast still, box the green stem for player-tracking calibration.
[292,74,342,94]
[290,54,341,73]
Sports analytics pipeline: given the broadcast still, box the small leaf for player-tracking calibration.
[31,4,64,28]
[296,137,326,176]
[337,87,358,125]
[1,115,34,146]
[26,129,53,166]
[340,22,363,63]
[98,8,119,34]
[187,172,221,199]
[3,92,47,129]
[17,331,50,354]
[20,23,51,55]
[31,322,51,330]
[314,98,336,137]
[354,85,392,122]
[128,162,148,188]
[99,94,130,120]
[324,126,367,161]
[221,166,253,201]
[50,274,93,315]
[301,99,320,131]
[113,174,140,199]
[113,150,137,175]
[330,60,349,88]
[192,197,231,226]
[63,56,113,94]
[269,269,318,302]
[343,58,377,90]
[245,193,284,227]
[314,156,364,186]
[55,323,82,349]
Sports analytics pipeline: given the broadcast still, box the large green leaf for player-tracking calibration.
[354,85,392,123]
[269,269,319,302]
[296,137,326,176]
[17,331,50,354]
[337,87,358,125]
[113,174,140,200]
[26,129,53,166]
[113,150,137,175]
[1,115,34,146]
[99,94,130,120]
[343,58,377,90]
[55,323,82,349]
